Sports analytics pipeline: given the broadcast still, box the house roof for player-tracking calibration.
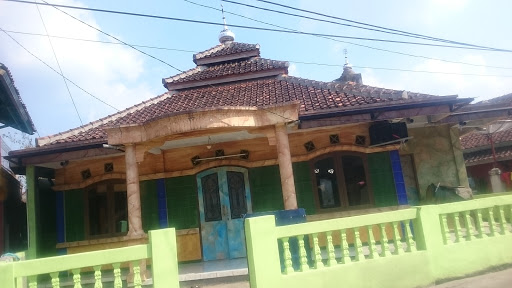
[163,57,289,89]
[193,42,260,64]
[464,146,512,166]
[11,41,465,156]
[461,129,512,150]
[0,63,36,135]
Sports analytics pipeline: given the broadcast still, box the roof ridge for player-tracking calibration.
[37,91,172,146]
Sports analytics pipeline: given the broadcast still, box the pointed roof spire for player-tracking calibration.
[218,4,235,44]
[333,48,363,84]
[343,48,352,68]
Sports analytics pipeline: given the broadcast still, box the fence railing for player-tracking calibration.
[246,195,512,288]
[0,228,179,288]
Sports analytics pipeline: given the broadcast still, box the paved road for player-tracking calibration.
[430,268,512,288]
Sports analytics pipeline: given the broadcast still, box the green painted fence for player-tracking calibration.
[0,228,179,288]
[246,195,512,288]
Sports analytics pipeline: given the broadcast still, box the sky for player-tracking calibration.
[1,0,512,148]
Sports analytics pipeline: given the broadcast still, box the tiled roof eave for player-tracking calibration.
[166,68,288,90]
[299,97,460,119]
[195,49,260,66]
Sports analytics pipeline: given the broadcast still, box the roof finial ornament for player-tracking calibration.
[343,48,352,68]
[218,4,235,44]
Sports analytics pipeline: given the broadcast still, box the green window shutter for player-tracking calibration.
[293,162,315,215]
[165,176,199,230]
[140,180,160,232]
[249,165,284,212]
[64,189,85,242]
[368,152,398,207]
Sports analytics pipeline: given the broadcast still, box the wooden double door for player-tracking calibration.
[197,167,252,261]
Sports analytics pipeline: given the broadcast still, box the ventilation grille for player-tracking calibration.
[304,141,316,152]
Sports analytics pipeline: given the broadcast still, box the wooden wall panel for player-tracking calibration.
[52,123,373,189]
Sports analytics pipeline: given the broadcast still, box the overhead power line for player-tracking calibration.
[6,28,512,78]
[185,0,512,70]
[3,30,196,53]
[35,1,83,125]
[250,0,502,52]
[0,28,121,112]
[5,0,512,53]
[223,0,504,52]
[37,0,184,73]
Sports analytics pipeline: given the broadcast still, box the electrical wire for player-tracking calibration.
[35,1,83,125]
[3,30,197,53]
[5,28,512,78]
[223,0,504,51]
[251,0,503,51]
[0,28,121,112]
[4,0,512,52]
[37,0,184,72]
[185,0,512,71]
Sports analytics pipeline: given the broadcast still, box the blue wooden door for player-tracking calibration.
[197,167,252,261]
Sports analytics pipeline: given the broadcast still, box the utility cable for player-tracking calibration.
[223,0,493,50]
[4,0,512,52]
[184,0,512,70]
[37,0,184,72]
[250,0,503,51]
[0,28,121,112]
[5,28,512,78]
[35,1,83,125]
[3,30,196,53]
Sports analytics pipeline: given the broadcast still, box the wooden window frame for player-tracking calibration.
[84,179,128,239]
[309,152,375,212]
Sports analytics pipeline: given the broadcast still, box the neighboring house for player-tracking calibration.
[461,93,512,193]
[0,63,36,255]
[8,28,492,263]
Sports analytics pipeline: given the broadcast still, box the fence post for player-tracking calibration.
[245,215,281,288]
[149,228,179,288]
[0,263,16,288]
[414,205,444,279]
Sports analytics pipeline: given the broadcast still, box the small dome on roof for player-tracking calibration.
[219,28,235,44]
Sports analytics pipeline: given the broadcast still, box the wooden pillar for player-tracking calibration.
[275,124,297,210]
[26,165,38,259]
[125,144,144,237]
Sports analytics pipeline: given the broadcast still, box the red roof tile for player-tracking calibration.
[461,129,512,150]
[37,77,430,147]
[464,146,512,165]
[476,93,512,106]
[194,42,259,62]
[164,58,288,86]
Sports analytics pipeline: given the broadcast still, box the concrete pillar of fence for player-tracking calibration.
[414,205,443,251]
[245,215,281,288]
[414,205,444,278]
[0,262,15,288]
[149,228,179,288]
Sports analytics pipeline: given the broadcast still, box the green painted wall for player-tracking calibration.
[293,162,316,215]
[64,189,84,242]
[368,152,398,207]
[165,176,198,229]
[140,180,160,232]
[37,179,57,258]
[407,125,469,200]
[249,165,284,212]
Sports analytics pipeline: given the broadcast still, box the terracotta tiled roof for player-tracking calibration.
[460,129,512,150]
[0,63,36,134]
[464,146,512,165]
[164,58,288,85]
[37,77,440,147]
[194,42,259,61]
[476,93,512,106]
